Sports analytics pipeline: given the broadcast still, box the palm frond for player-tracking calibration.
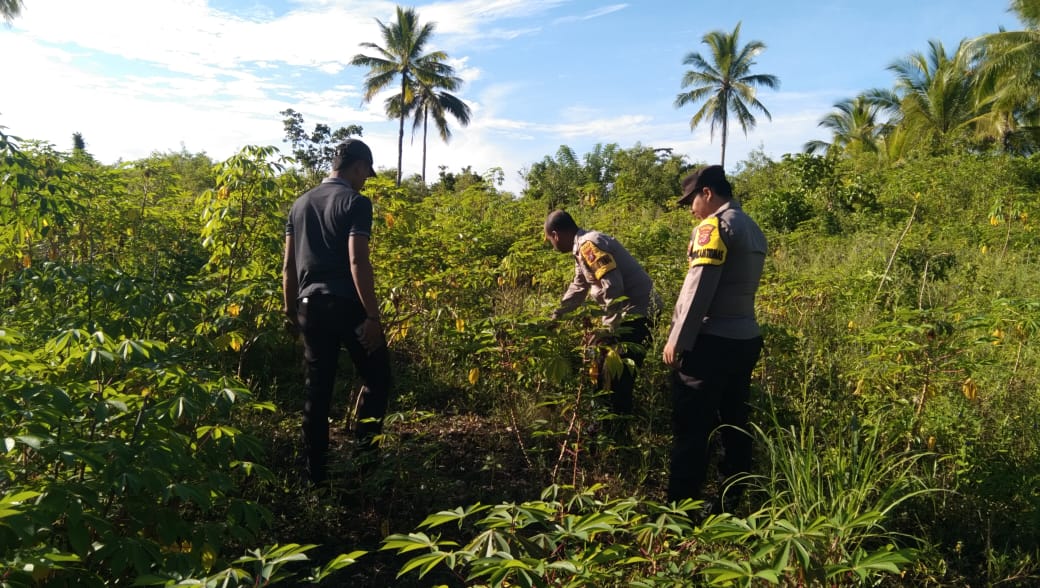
[674,21,778,166]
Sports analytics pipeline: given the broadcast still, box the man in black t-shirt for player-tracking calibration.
[283,139,391,486]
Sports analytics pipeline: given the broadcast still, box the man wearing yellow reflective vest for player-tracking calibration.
[545,210,661,434]
[662,165,767,511]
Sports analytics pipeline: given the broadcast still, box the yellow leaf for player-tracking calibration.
[962,378,978,400]
[21,254,31,268]
[980,245,988,254]
[468,367,480,385]
[201,544,217,571]
[230,338,242,352]
[456,317,465,332]
[141,387,152,398]
[227,303,240,317]
[390,324,409,344]
[384,212,396,228]
[927,436,936,451]
[989,216,999,226]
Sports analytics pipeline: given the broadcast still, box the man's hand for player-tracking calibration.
[284,307,299,337]
[662,342,681,369]
[358,318,386,354]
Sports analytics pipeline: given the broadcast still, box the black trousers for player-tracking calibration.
[297,293,392,484]
[595,317,652,415]
[668,334,763,503]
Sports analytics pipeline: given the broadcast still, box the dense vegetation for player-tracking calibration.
[3,121,1039,585]
[3,1,1040,586]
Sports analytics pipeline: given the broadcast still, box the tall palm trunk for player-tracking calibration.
[721,108,729,168]
[351,7,456,186]
[421,105,429,183]
[396,72,407,186]
[674,23,779,170]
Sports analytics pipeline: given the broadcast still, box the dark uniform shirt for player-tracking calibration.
[553,229,660,329]
[285,177,372,301]
[666,200,767,351]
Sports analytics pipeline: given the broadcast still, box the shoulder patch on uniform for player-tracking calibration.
[689,216,727,267]
[579,240,617,279]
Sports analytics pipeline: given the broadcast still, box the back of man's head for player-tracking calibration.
[544,210,579,234]
[332,139,377,177]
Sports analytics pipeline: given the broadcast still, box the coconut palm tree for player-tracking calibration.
[972,0,1040,153]
[674,22,780,169]
[804,95,892,155]
[351,7,447,186]
[388,59,471,183]
[887,39,990,153]
[1,0,25,22]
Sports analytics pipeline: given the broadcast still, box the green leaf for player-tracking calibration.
[382,533,454,554]
[603,347,624,380]
[754,568,780,583]
[397,551,450,579]
[420,504,488,529]
[42,552,82,564]
[546,561,580,573]
[67,511,90,556]
[326,550,366,568]
[546,356,571,384]
[131,574,175,586]
[14,435,44,450]
[87,348,116,367]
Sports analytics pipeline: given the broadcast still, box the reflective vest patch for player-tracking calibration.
[579,240,617,279]
[689,216,727,267]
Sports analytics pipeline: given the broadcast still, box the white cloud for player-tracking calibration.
[553,3,628,25]
[1,0,843,199]
[448,56,481,84]
[419,0,569,47]
[16,1,388,75]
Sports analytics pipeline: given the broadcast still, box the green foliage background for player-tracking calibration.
[2,118,1040,586]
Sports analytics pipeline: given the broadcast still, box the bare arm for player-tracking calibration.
[282,234,299,327]
[349,233,385,352]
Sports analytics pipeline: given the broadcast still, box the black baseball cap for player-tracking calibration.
[333,139,376,177]
[678,165,726,205]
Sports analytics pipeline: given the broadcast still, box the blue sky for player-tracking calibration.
[0,0,1019,193]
